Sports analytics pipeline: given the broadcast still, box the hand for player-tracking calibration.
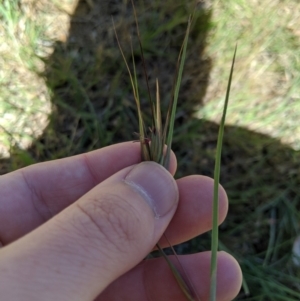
[0,142,242,301]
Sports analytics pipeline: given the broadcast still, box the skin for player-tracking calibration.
[0,142,242,301]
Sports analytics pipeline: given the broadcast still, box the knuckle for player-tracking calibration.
[74,192,141,253]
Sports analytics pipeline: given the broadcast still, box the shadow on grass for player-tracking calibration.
[2,0,300,299]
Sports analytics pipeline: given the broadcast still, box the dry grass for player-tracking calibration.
[198,0,300,150]
[0,0,72,157]
[1,0,300,299]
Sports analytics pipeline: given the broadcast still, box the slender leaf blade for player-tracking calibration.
[163,16,191,169]
[209,45,237,301]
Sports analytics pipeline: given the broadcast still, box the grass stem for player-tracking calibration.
[209,45,237,301]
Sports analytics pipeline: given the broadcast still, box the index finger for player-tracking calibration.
[0,142,177,244]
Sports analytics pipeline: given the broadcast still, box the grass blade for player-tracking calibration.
[130,0,155,126]
[150,79,163,162]
[114,6,198,300]
[112,18,150,161]
[163,16,191,170]
[156,243,195,301]
[209,45,237,301]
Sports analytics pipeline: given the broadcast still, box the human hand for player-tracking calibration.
[0,142,242,300]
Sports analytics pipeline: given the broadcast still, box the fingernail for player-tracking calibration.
[124,162,178,218]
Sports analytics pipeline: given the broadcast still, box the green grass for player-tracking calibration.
[0,0,51,159]
[198,0,300,150]
[1,0,300,300]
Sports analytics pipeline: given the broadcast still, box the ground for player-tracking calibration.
[0,0,300,299]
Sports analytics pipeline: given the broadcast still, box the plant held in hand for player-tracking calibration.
[114,1,237,300]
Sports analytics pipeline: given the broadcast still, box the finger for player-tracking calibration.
[0,142,177,244]
[98,251,242,301]
[0,162,179,301]
[158,175,228,247]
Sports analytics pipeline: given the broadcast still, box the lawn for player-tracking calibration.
[1,0,300,299]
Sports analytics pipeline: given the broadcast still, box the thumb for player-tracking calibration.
[0,162,179,301]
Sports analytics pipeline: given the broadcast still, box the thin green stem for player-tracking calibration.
[163,16,191,170]
[210,45,237,301]
[156,243,195,301]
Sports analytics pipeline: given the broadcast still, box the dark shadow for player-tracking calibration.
[37,0,212,158]
[2,0,300,299]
